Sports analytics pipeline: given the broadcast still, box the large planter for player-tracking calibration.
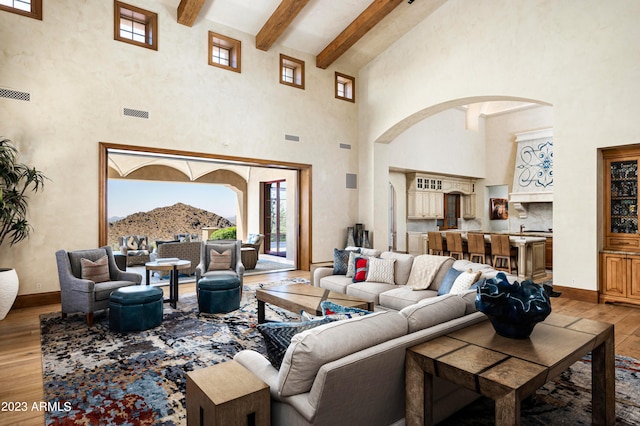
[0,268,19,320]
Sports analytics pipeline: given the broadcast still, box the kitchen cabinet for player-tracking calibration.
[407,233,428,255]
[600,252,640,305]
[407,173,473,220]
[462,194,476,219]
[407,191,443,219]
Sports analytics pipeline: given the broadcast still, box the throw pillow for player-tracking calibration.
[333,248,360,275]
[257,317,334,369]
[437,267,463,296]
[449,269,482,294]
[80,255,110,283]
[345,251,360,277]
[406,255,454,291]
[320,301,371,320]
[365,257,396,285]
[352,256,369,282]
[208,249,231,271]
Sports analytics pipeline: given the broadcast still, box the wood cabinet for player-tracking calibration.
[545,237,553,270]
[462,194,476,219]
[407,173,474,220]
[600,252,640,304]
[407,191,443,219]
[601,146,640,306]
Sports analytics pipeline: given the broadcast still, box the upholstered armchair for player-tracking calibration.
[196,240,244,286]
[56,245,142,326]
[118,235,151,266]
[242,233,264,253]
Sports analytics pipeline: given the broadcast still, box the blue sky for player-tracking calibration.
[108,180,236,219]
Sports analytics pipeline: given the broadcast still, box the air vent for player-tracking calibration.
[339,143,351,150]
[285,134,300,142]
[123,107,149,119]
[0,88,30,102]
[346,173,357,189]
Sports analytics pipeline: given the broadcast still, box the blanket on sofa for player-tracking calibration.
[406,255,453,290]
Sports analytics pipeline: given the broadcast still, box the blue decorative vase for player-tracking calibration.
[475,272,551,339]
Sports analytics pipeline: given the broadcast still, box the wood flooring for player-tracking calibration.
[0,270,638,425]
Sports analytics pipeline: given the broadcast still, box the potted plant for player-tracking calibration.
[0,137,47,320]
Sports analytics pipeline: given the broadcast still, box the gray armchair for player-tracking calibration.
[56,245,142,326]
[242,233,264,254]
[196,240,244,286]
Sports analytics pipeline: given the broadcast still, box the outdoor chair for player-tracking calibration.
[56,245,142,326]
[242,233,264,254]
[118,235,151,266]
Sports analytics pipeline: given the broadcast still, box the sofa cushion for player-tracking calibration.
[333,248,360,275]
[380,252,414,285]
[81,256,110,283]
[319,275,353,294]
[277,311,407,396]
[437,267,462,296]
[449,270,482,294]
[378,286,438,311]
[346,282,396,305]
[406,255,454,290]
[399,293,467,333]
[460,289,479,314]
[365,257,396,285]
[258,317,335,369]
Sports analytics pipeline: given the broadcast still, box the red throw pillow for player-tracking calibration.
[352,256,369,282]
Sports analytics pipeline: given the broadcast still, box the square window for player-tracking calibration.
[114,1,158,51]
[208,32,241,73]
[335,72,355,103]
[0,0,42,20]
[280,54,304,90]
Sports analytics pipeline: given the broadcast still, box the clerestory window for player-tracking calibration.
[208,32,241,73]
[335,72,355,103]
[114,1,158,51]
[0,0,42,20]
[279,54,304,90]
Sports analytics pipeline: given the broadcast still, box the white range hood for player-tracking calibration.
[509,128,553,218]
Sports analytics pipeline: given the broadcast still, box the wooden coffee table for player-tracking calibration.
[405,313,615,426]
[255,283,374,323]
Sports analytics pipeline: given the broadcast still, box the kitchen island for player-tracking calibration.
[408,231,547,282]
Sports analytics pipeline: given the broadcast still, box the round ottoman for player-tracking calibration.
[109,285,163,333]
[197,274,241,314]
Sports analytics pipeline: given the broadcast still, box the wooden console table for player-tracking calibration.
[406,313,615,426]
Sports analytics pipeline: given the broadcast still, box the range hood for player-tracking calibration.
[509,129,553,218]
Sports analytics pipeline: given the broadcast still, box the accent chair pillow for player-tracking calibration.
[208,249,231,271]
[365,257,396,285]
[333,248,360,275]
[257,317,334,369]
[437,267,463,296]
[449,269,482,294]
[81,255,110,283]
[320,301,371,320]
[352,256,369,282]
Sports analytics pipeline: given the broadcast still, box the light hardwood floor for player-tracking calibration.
[0,270,638,425]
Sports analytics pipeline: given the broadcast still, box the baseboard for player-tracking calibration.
[12,291,61,309]
[552,285,598,303]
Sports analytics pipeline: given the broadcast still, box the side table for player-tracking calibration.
[144,259,191,309]
[406,313,615,426]
[241,247,258,270]
[186,360,270,426]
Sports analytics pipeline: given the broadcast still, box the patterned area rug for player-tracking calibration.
[41,282,640,425]
[40,278,305,425]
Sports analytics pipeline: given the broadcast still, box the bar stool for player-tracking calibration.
[490,234,517,274]
[427,232,444,255]
[445,232,464,260]
[467,233,490,265]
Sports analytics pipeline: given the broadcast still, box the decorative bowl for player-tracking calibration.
[475,272,551,339]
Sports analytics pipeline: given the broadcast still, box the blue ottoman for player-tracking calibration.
[109,285,163,332]
[197,274,241,314]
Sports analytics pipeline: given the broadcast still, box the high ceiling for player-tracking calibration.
[156,0,447,70]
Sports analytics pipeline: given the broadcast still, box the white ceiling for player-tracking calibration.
[157,0,447,69]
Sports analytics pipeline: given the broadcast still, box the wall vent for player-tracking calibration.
[0,88,30,102]
[339,143,351,150]
[123,107,149,119]
[285,134,300,142]
[346,173,357,189]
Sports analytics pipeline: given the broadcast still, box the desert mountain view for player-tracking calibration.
[108,202,234,247]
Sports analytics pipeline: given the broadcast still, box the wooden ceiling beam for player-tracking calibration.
[316,0,404,69]
[177,0,206,27]
[256,0,311,51]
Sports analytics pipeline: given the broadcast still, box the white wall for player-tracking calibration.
[359,0,640,291]
[0,0,358,295]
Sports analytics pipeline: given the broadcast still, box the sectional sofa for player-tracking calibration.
[234,250,516,425]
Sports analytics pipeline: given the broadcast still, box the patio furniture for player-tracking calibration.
[109,285,163,332]
[242,233,264,254]
[118,235,151,266]
[55,245,142,326]
[197,274,242,314]
[156,240,200,275]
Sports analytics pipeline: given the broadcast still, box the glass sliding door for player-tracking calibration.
[263,180,287,257]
